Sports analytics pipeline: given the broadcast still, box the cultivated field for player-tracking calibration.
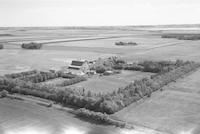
[0,98,118,134]
[1,27,200,75]
[112,68,200,134]
[0,97,161,134]
[1,26,200,134]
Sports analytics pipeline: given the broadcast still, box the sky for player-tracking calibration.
[0,0,200,26]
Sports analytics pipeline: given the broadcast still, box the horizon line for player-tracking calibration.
[0,23,200,28]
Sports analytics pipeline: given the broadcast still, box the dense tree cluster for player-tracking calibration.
[0,44,4,49]
[161,34,200,40]
[115,42,138,46]
[5,70,79,83]
[114,59,187,73]
[21,42,43,49]
[92,57,184,74]
[19,71,60,83]
[75,108,126,127]
[0,34,13,37]
[95,65,107,73]
[91,57,126,73]
[5,70,38,79]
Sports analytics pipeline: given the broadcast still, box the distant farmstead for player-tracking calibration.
[68,60,90,75]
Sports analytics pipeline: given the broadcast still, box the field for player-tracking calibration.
[166,69,200,93]
[1,27,200,76]
[112,68,200,134]
[1,26,200,134]
[0,97,161,134]
[69,71,153,93]
[0,97,117,134]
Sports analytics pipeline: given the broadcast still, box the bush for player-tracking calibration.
[20,71,59,83]
[21,42,42,49]
[75,108,126,127]
[115,41,138,46]
[0,90,8,98]
[95,65,106,73]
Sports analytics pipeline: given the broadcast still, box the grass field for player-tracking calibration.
[39,78,69,86]
[69,71,153,93]
[112,68,200,134]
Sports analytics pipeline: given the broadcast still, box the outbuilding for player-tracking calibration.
[68,60,89,75]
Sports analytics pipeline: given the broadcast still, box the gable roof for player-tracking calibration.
[71,60,85,66]
[68,65,82,69]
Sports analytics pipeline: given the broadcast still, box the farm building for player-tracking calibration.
[68,60,90,75]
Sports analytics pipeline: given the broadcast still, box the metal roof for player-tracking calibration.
[71,60,85,66]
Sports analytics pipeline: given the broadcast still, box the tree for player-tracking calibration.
[21,42,42,49]
[87,91,92,97]
[0,44,4,49]
[95,65,106,73]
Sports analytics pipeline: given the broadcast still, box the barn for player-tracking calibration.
[68,60,89,75]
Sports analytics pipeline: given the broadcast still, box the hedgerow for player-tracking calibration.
[161,34,200,40]
[20,71,59,83]
[115,42,138,46]
[4,70,38,79]
[75,108,126,127]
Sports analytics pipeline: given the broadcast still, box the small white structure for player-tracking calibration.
[68,60,89,75]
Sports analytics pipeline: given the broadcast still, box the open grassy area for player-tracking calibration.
[69,71,153,93]
[112,68,200,134]
[39,77,69,86]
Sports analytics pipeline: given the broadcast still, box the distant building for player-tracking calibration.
[68,60,89,75]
